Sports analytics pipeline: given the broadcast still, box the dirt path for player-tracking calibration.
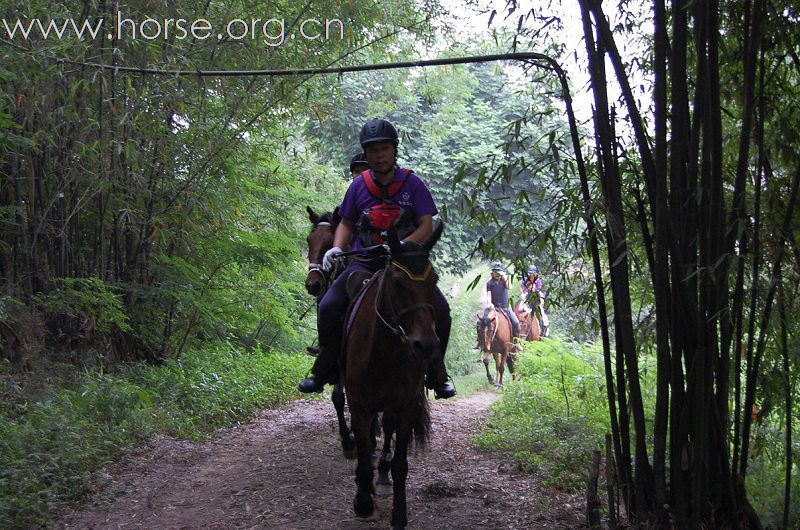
[56,391,585,529]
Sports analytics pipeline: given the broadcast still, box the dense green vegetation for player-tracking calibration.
[475,338,612,491]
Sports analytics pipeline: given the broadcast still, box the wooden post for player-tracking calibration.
[587,449,602,528]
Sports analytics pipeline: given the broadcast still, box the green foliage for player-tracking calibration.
[0,344,308,526]
[1,0,439,365]
[745,417,800,528]
[438,266,484,378]
[473,338,609,491]
[33,277,131,334]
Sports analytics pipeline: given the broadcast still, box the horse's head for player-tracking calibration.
[476,305,498,351]
[378,222,444,361]
[305,206,340,299]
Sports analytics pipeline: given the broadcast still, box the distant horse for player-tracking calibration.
[514,301,541,341]
[304,206,385,462]
[476,305,515,386]
[343,224,442,528]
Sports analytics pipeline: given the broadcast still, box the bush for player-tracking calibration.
[473,338,609,491]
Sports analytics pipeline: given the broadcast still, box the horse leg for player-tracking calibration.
[332,384,356,459]
[370,413,381,467]
[492,351,501,386]
[377,411,396,495]
[498,350,507,387]
[506,352,516,381]
[351,410,379,520]
[482,353,492,383]
[390,411,414,529]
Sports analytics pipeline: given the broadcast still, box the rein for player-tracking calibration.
[371,250,435,344]
[480,307,499,348]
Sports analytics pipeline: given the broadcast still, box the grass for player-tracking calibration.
[473,337,611,492]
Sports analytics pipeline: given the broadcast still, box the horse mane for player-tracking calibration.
[392,242,430,277]
[317,211,339,225]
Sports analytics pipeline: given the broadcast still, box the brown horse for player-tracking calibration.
[515,301,541,341]
[305,206,386,463]
[476,305,515,387]
[305,206,340,299]
[343,224,442,528]
[304,206,357,457]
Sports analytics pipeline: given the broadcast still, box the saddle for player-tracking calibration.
[346,270,373,299]
[342,269,382,349]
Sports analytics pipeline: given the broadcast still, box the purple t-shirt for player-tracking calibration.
[521,277,544,305]
[339,166,437,250]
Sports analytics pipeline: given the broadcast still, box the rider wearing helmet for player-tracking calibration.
[485,262,520,339]
[349,152,370,178]
[298,118,456,399]
[521,264,548,337]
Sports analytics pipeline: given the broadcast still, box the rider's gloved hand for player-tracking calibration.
[322,246,342,271]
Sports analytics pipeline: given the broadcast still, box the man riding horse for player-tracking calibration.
[298,118,456,400]
[486,262,520,338]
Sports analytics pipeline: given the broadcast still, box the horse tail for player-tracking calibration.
[412,392,431,448]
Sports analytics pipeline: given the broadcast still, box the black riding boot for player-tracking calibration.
[426,356,456,399]
[298,347,338,393]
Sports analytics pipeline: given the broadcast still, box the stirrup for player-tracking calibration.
[433,379,456,400]
[298,374,325,394]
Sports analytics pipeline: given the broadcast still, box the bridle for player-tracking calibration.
[479,306,499,348]
[306,221,335,298]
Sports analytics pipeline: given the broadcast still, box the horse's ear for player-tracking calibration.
[332,206,341,225]
[387,224,402,254]
[423,220,444,252]
[307,206,319,224]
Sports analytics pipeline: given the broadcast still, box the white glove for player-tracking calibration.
[322,246,342,271]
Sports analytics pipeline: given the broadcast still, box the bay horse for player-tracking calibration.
[476,305,515,386]
[304,206,355,457]
[514,301,541,341]
[343,223,442,528]
[304,206,386,463]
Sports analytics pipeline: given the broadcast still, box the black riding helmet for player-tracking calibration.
[359,118,399,147]
[349,152,369,172]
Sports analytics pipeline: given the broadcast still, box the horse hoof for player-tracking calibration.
[343,447,357,460]
[376,481,393,496]
[355,506,380,522]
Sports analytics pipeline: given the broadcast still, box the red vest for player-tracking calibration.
[357,169,416,245]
